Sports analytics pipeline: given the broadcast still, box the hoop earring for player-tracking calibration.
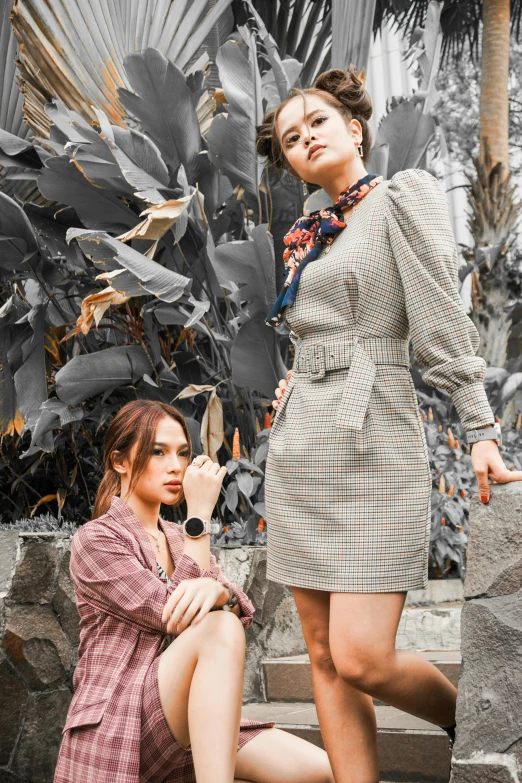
[301,179,309,196]
[356,143,364,158]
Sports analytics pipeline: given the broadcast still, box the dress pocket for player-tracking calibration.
[62,699,107,733]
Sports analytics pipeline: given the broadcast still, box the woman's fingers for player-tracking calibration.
[175,596,204,633]
[273,377,289,409]
[162,581,186,622]
[167,591,194,632]
[491,466,522,483]
[191,596,216,626]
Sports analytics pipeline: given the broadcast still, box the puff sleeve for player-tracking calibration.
[386,168,494,432]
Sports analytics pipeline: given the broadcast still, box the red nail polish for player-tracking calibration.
[481,494,489,503]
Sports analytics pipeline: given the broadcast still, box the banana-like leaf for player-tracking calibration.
[116,194,194,243]
[175,383,224,461]
[501,372,522,402]
[0,190,39,258]
[212,223,276,317]
[201,388,223,462]
[246,1,302,106]
[207,27,264,201]
[56,344,152,405]
[38,156,137,232]
[213,224,285,397]
[119,49,202,184]
[230,314,286,399]
[0,300,21,435]
[67,228,192,303]
[0,128,42,170]
[21,398,84,457]
[371,101,436,179]
[13,303,48,423]
[11,0,234,137]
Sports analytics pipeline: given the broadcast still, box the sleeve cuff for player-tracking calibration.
[202,566,255,630]
[169,554,203,589]
[451,381,495,432]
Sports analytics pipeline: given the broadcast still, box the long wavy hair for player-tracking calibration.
[93,400,192,519]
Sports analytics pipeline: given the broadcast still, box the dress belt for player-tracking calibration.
[292,336,410,431]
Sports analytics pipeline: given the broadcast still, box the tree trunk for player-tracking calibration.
[479,0,510,173]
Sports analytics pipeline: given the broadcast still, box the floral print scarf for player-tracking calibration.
[266,173,383,327]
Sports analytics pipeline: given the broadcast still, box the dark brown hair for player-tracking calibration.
[93,400,192,519]
[256,67,373,171]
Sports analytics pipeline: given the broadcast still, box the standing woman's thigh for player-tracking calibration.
[328,592,406,684]
[291,587,332,666]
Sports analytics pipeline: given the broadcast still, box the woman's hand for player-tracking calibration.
[162,577,228,634]
[272,370,293,410]
[471,440,522,503]
[183,455,228,520]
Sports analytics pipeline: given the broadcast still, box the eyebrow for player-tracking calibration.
[152,441,189,449]
[281,109,324,141]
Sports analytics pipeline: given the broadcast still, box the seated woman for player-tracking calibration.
[54,399,333,783]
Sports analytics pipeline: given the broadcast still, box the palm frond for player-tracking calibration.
[251,0,332,85]
[10,0,235,137]
[375,0,522,62]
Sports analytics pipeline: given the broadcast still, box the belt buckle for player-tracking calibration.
[309,343,326,380]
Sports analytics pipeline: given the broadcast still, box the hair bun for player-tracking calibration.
[314,67,373,122]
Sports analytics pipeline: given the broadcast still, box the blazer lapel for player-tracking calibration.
[105,496,158,572]
[158,518,184,565]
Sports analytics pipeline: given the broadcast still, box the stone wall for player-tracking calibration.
[450,483,522,783]
[0,533,306,783]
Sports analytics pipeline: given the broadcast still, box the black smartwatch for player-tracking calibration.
[183,516,220,539]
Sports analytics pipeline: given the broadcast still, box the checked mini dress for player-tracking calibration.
[265,169,495,593]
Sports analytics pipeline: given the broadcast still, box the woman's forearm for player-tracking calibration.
[182,502,214,569]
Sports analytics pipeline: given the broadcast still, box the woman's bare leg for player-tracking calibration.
[292,587,379,783]
[157,610,245,783]
[329,592,457,727]
[234,727,333,783]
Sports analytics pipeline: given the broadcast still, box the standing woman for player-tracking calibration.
[54,400,333,783]
[257,68,522,783]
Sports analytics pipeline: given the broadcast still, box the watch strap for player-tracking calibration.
[466,423,501,445]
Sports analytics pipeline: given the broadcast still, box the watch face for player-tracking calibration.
[185,517,205,537]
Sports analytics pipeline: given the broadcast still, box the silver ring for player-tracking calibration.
[191,459,201,467]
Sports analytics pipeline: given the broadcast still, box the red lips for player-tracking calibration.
[308,144,324,159]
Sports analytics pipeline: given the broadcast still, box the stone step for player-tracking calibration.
[242,701,451,783]
[263,649,461,703]
[396,602,462,652]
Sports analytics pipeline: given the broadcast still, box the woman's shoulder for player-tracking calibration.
[72,513,132,554]
[386,168,445,200]
[385,168,447,218]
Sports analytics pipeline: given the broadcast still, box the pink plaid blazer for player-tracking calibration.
[54,496,259,783]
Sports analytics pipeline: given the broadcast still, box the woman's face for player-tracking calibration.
[114,416,191,507]
[276,94,362,184]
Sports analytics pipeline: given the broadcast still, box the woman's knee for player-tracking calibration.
[197,609,246,653]
[308,638,337,677]
[333,647,391,692]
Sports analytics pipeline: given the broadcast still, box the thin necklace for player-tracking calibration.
[145,528,163,552]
